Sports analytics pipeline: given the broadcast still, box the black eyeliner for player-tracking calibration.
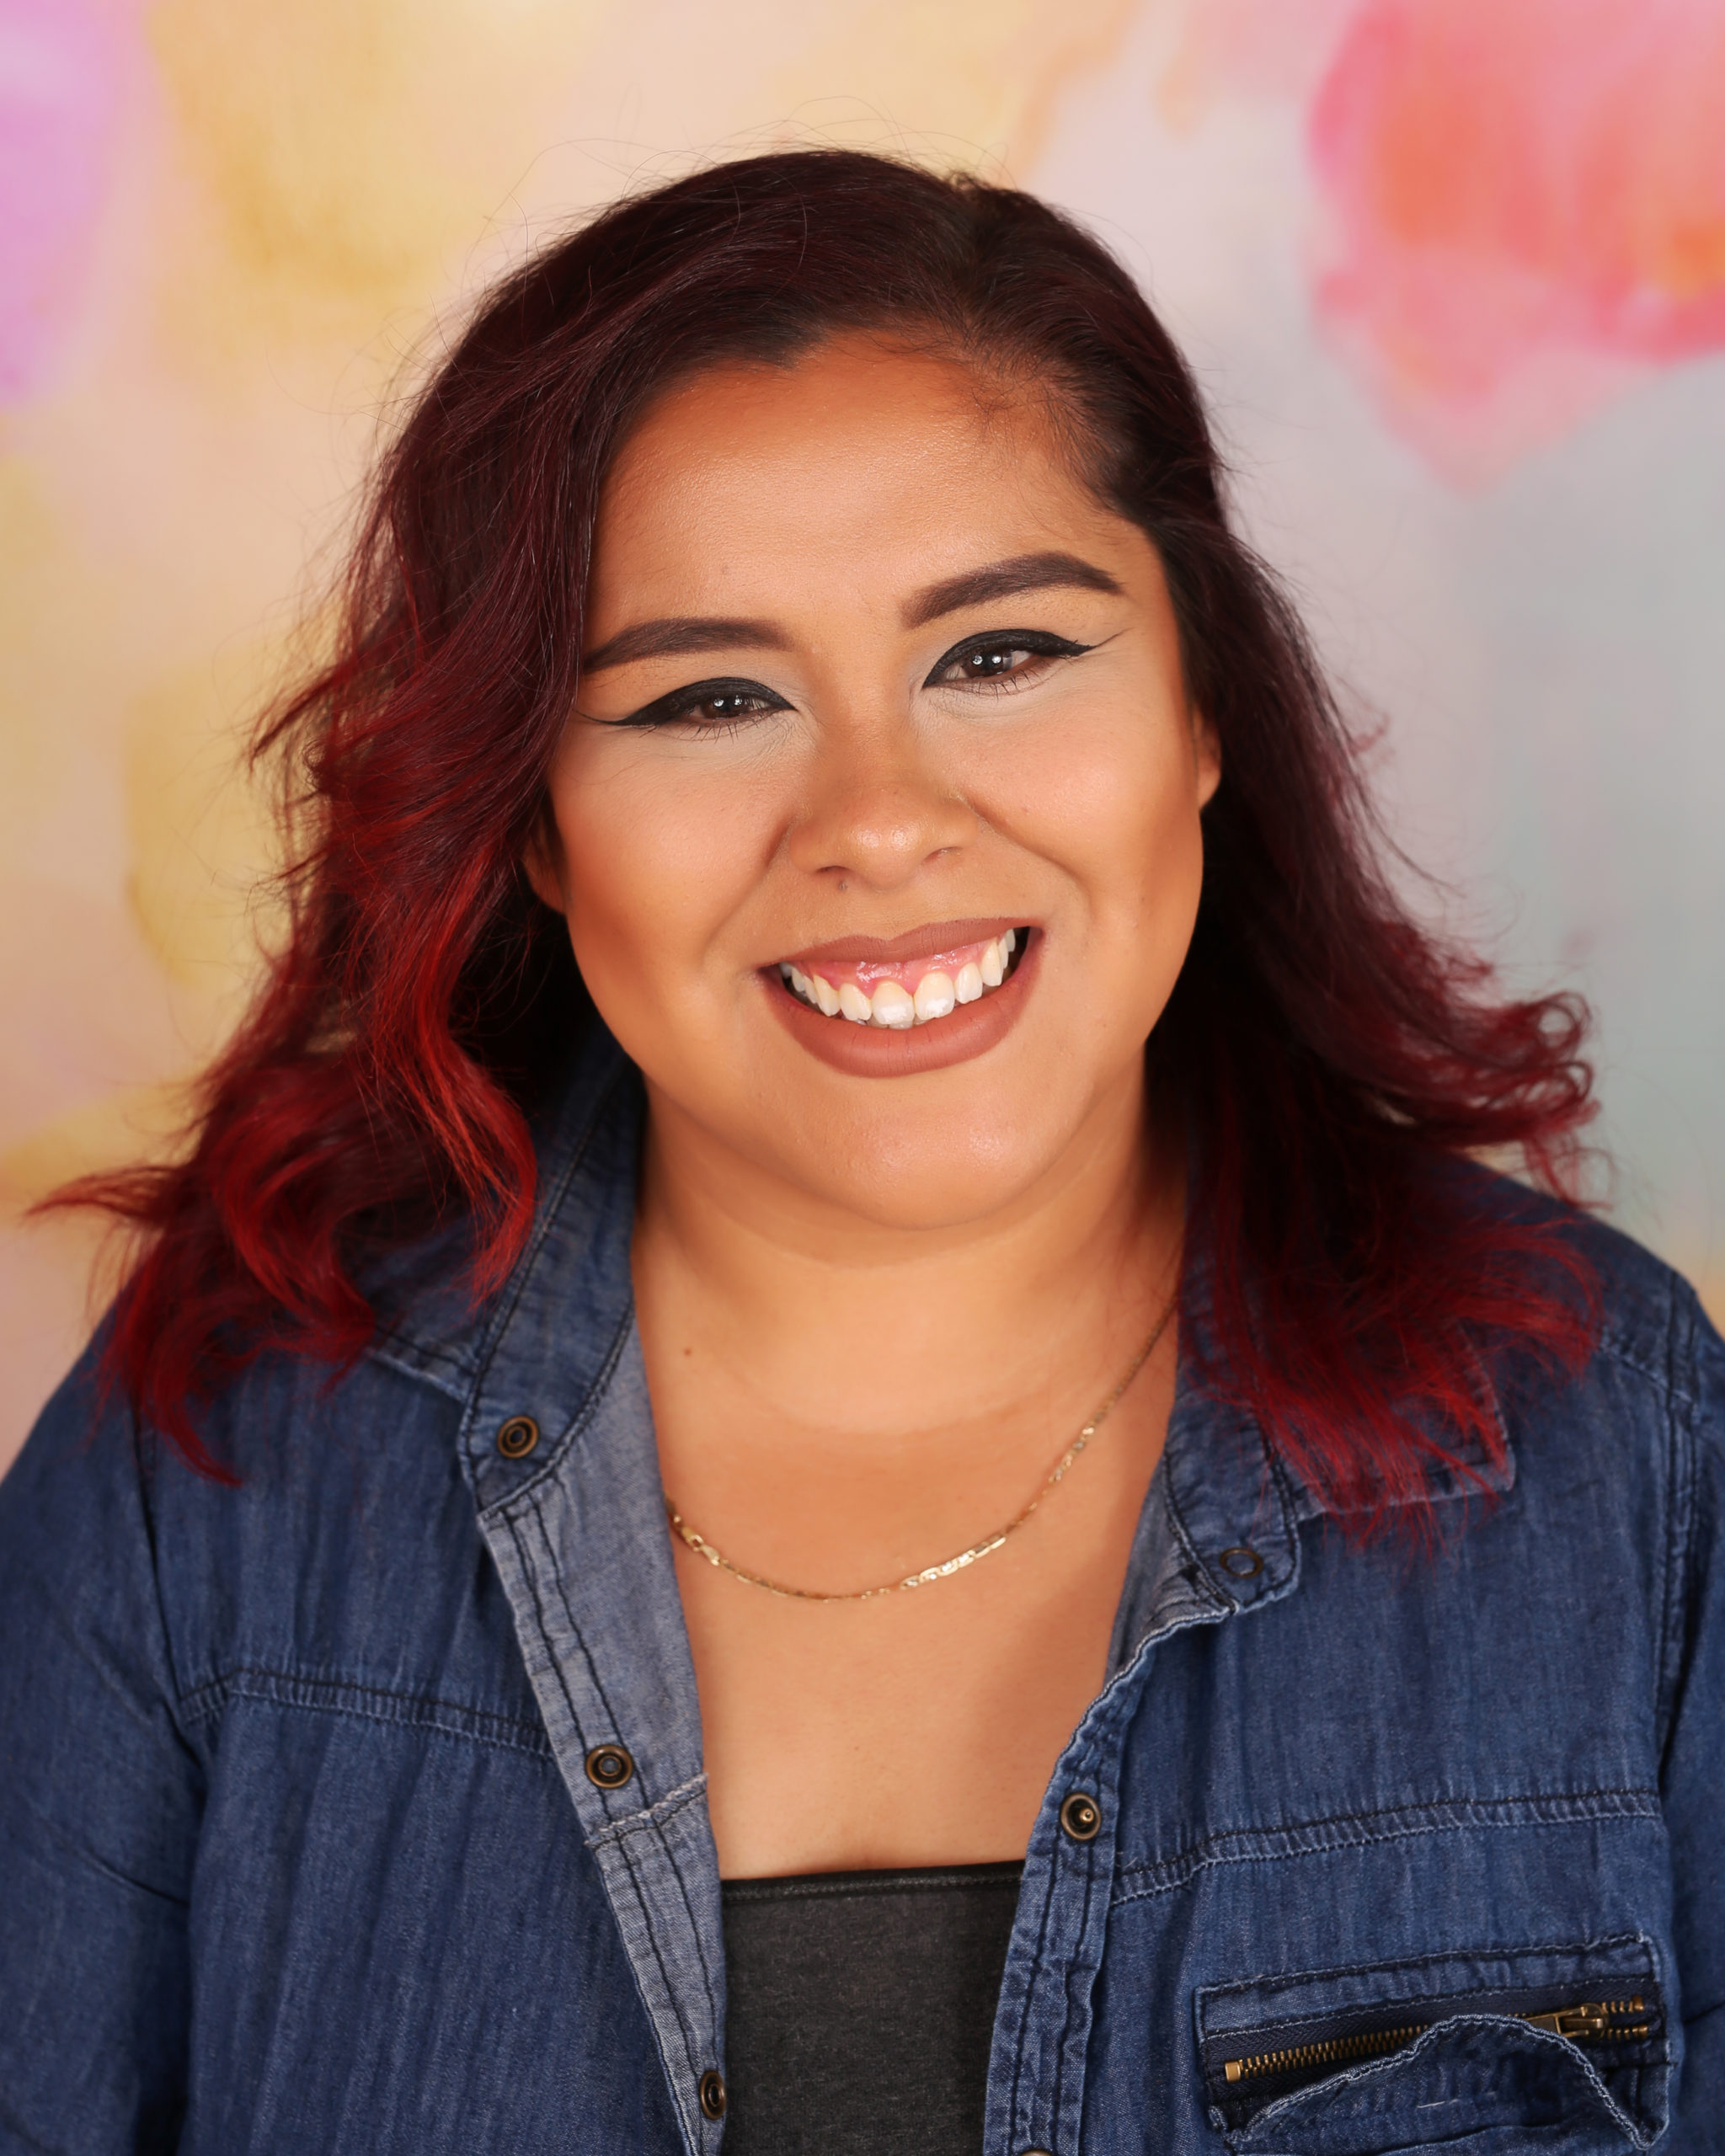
[921,628,1096,689]
[598,675,792,728]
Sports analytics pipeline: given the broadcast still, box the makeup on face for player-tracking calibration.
[582,627,1099,734]
[540,337,1214,1222]
[763,925,1044,1080]
[775,924,1024,1027]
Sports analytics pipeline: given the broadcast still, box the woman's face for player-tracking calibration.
[532,336,1220,1232]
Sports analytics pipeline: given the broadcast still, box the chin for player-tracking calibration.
[773,1092,1076,1233]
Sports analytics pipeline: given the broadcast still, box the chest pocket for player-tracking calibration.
[1194,1937,1670,2154]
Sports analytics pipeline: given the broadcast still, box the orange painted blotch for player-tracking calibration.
[1308,0,1725,482]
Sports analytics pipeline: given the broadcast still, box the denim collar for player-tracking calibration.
[370,1023,1515,1607]
[369,1028,1322,1611]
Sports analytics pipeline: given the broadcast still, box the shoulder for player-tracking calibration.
[0,1033,644,1716]
[0,1049,626,1564]
[2,1311,472,1593]
[1535,1197,1721,1456]
[1446,1161,1720,1442]
[1453,1171,1725,1556]
[0,1328,154,1598]
[0,1316,539,1776]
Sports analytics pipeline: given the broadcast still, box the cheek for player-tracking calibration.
[980,705,1205,938]
[547,748,781,1002]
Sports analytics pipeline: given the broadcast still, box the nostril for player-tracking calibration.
[787,771,980,884]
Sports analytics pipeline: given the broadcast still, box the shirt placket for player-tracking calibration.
[985,1380,1305,2155]
[473,1322,729,2156]
[454,1064,731,2156]
[988,1692,1135,2156]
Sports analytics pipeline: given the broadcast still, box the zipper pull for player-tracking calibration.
[1522,1998,1644,2040]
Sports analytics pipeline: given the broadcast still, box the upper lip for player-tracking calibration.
[772,917,1033,969]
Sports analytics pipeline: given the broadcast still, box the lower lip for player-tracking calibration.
[762,933,1040,1077]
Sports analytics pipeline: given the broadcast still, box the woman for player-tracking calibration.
[0,149,1717,2155]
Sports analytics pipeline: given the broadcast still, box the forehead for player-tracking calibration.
[589,338,1118,618]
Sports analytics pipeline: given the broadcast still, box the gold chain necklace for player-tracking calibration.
[662,1294,1178,1603]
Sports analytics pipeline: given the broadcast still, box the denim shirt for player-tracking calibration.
[3,1027,1722,2156]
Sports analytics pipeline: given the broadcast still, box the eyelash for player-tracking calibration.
[606,679,794,731]
[923,629,1094,691]
[606,631,1093,731]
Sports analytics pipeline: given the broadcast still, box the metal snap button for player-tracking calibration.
[699,2068,728,2120]
[585,1743,634,1790]
[1218,1545,1263,1579]
[1059,1790,1102,1843]
[496,1415,540,1460]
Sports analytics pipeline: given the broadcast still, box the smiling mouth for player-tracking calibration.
[776,929,1028,1028]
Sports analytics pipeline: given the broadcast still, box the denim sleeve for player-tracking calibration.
[0,1343,198,2153]
[1664,1296,1725,2147]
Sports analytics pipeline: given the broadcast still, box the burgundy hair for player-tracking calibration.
[64,149,1596,1518]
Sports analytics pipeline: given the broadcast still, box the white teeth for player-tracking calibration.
[913,971,956,1022]
[782,931,1023,1028]
[869,980,916,1028]
[783,964,854,1020]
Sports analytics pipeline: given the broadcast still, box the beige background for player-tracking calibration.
[4,0,1723,1469]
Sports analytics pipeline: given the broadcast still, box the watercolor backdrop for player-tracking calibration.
[3,0,1723,1470]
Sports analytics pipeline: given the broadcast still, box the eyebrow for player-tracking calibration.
[902,550,1124,627]
[579,616,792,673]
[579,550,1124,673]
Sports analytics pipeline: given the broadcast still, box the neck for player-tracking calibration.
[632,1062,1181,1477]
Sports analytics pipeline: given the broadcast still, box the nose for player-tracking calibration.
[786,720,980,889]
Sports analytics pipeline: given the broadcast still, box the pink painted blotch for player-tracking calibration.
[1308,0,1725,483]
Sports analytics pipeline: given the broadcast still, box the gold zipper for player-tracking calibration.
[1223,1999,1648,2085]
[1524,1999,1648,2041]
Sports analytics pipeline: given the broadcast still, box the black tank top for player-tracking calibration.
[718,1862,1023,2153]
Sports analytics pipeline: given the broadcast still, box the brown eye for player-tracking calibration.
[613,676,792,728]
[949,643,1033,681]
[691,690,772,721]
[925,629,1093,692]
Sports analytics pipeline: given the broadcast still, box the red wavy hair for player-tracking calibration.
[61,150,1597,1518]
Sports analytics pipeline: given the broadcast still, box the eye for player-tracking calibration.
[925,629,1093,692]
[605,677,792,730]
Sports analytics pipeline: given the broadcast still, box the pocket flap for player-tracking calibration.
[1196,1938,1669,2149]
